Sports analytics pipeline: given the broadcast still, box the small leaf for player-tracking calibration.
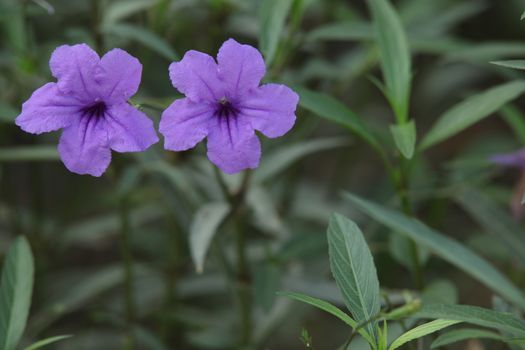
[431,328,505,349]
[307,21,374,42]
[390,120,416,159]
[0,146,59,162]
[277,291,376,347]
[343,193,525,309]
[293,86,382,153]
[389,319,461,350]
[189,202,230,273]
[258,0,293,65]
[101,23,178,61]
[102,0,157,26]
[420,81,525,150]
[327,214,381,338]
[0,236,35,350]
[367,0,411,122]
[491,60,525,70]
[521,10,525,20]
[22,335,73,350]
[414,304,525,337]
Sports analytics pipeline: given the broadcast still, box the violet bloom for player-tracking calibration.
[490,148,525,169]
[490,148,525,219]
[16,44,158,176]
[159,38,299,174]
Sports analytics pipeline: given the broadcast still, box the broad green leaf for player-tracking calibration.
[258,0,293,65]
[327,214,381,338]
[431,328,505,349]
[22,335,72,350]
[420,81,525,150]
[367,0,411,122]
[293,86,382,152]
[453,189,525,267]
[500,104,525,144]
[415,304,525,337]
[0,236,34,350]
[254,137,349,182]
[102,0,157,26]
[390,120,416,159]
[277,291,376,347]
[189,202,230,273]
[491,60,525,70]
[343,193,525,309]
[0,146,59,162]
[101,23,178,61]
[389,319,461,350]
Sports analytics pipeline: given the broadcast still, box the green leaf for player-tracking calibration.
[521,10,525,20]
[0,146,59,162]
[102,0,157,26]
[253,263,280,312]
[0,236,35,350]
[431,328,505,349]
[307,21,374,42]
[101,23,178,61]
[500,104,525,144]
[367,0,411,122]
[189,202,230,273]
[22,335,73,350]
[491,60,525,70]
[415,304,525,337]
[390,120,416,159]
[327,214,381,338]
[420,81,525,150]
[389,319,461,350]
[293,86,382,152]
[277,291,376,347]
[0,103,18,123]
[343,193,525,309]
[258,0,293,65]
[254,137,349,182]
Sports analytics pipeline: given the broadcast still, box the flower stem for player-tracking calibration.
[120,196,135,349]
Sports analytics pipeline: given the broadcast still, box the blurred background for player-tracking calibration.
[1,0,525,349]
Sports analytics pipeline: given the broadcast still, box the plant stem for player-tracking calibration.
[120,196,135,349]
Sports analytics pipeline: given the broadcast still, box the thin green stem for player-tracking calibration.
[120,196,135,350]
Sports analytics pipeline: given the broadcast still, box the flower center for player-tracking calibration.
[215,97,239,118]
[81,101,107,119]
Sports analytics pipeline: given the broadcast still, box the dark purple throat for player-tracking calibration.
[81,101,107,119]
[215,98,239,119]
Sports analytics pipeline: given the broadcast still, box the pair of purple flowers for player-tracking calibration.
[16,39,299,176]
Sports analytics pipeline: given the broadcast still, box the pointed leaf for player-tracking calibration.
[491,60,525,70]
[258,0,293,65]
[189,202,230,273]
[343,193,525,309]
[431,328,506,349]
[22,335,73,350]
[389,319,461,350]
[0,146,59,162]
[327,214,381,338]
[390,120,416,159]
[420,81,525,150]
[0,236,34,350]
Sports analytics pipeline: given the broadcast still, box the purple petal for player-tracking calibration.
[58,116,111,177]
[50,44,100,101]
[169,51,224,102]
[217,38,265,98]
[490,148,525,169]
[97,49,142,104]
[105,103,158,152]
[238,84,298,138]
[206,116,261,174]
[15,83,82,134]
[160,98,215,151]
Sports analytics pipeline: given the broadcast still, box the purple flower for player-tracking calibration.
[16,44,158,176]
[490,148,525,170]
[159,38,299,174]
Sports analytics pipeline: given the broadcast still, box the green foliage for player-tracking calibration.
[388,319,461,350]
[258,0,293,65]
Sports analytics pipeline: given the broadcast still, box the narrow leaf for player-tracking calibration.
[500,104,525,144]
[189,202,230,273]
[0,146,59,162]
[258,0,293,65]
[327,214,381,338]
[367,0,411,122]
[277,291,376,346]
[389,319,461,350]
[102,0,157,26]
[431,328,505,349]
[390,120,416,159]
[0,236,35,350]
[22,335,73,350]
[294,86,382,152]
[343,193,525,309]
[491,60,525,70]
[420,81,525,150]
